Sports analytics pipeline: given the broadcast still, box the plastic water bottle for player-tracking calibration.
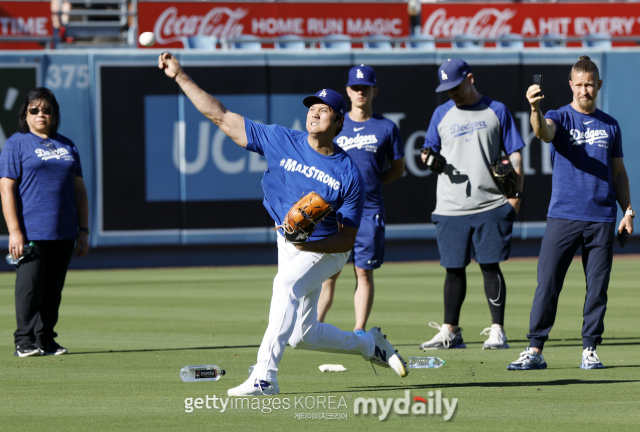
[6,242,34,265]
[408,357,445,369]
[179,365,225,382]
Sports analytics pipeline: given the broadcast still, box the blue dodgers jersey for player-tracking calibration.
[424,96,525,215]
[244,119,365,240]
[545,105,623,222]
[334,113,404,214]
[0,132,83,240]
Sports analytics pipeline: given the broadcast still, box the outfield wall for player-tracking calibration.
[0,49,638,249]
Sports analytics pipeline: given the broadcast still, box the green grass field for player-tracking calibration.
[1,257,639,431]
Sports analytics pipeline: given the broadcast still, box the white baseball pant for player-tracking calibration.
[253,234,375,383]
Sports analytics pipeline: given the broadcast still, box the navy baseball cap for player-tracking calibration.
[435,58,472,92]
[346,64,377,87]
[303,89,348,116]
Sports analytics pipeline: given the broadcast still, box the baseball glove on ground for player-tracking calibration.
[491,156,517,198]
[274,192,333,243]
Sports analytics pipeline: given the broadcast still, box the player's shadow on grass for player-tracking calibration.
[395,336,640,348]
[285,379,640,395]
[66,345,261,355]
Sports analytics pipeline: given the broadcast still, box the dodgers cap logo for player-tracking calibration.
[303,89,348,116]
[346,64,377,87]
[435,58,472,93]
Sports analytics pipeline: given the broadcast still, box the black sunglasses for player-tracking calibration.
[28,107,52,115]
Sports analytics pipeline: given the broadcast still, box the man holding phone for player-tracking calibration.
[508,56,634,371]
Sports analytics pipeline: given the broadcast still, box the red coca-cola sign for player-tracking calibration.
[420,3,640,41]
[0,0,53,49]
[137,2,409,48]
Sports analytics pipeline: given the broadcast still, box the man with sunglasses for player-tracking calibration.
[0,87,90,357]
[419,59,525,352]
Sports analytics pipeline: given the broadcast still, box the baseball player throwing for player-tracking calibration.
[158,53,408,396]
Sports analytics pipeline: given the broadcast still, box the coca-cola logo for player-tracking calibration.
[153,7,247,44]
[423,8,515,38]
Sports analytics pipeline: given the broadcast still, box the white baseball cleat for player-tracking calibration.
[419,322,466,350]
[228,376,279,396]
[368,327,408,378]
[480,324,510,349]
[580,347,605,369]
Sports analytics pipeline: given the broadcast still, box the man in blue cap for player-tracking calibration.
[419,58,525,351]
[157,52,408,397]
[317,65,405,336]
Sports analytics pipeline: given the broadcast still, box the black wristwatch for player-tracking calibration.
[79,227,90,234]
[513,191,523,199]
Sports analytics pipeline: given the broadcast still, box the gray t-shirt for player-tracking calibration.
[424,96,525,216]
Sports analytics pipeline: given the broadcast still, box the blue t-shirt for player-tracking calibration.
[334,113,404,215]
[545,105,623,222]
[424,96,525,215]
[0,132,83,240]
[244,119,365,240]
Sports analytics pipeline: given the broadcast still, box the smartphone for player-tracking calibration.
[533,74,543,97]
[618,228,631,248]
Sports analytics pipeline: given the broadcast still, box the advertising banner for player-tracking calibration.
[0,1,54,49]
[137,1,409,48]
[420,2,640,46]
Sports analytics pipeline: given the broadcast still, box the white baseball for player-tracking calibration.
[139,32,156,47]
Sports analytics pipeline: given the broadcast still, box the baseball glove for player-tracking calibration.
[491,156,517,198]
[273,192,333,243]
[422,147,447,174]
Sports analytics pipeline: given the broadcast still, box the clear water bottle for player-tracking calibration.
[6,242,34,265]
[179,365,225,382]
[408,357,445,369]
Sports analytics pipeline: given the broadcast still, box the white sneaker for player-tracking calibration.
[227,375,279,396]
[419,322,466,350]
[368,327,408,378]
[580,347,605,369]
[507,347,547,370]
[480,324,509,349]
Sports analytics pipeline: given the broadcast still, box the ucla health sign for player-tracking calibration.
[144,93,307,201]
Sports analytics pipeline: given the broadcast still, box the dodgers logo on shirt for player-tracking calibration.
[336,134,379,152]
[450,120,488,138]
[569,128,609,148]
[34,148,74,162]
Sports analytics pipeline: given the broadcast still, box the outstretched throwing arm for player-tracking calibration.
[158,52,247,148]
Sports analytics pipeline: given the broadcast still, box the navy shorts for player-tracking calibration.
[432,203,515,268]
[351,213,385,270]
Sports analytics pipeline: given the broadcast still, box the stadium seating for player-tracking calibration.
[364,35,393,50]
[275,35,306,50]
[186,36,217,50]
[497,33,524,49]
[539,33,567,48]
[452,34,483,49]
[229,35,263,51]
[405,35,435,50]
[583,33,612,49]
[319,34,352,50]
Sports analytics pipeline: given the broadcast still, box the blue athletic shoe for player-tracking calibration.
[580,347,605,369]
[507,347,547,370]
[354,329,366,336]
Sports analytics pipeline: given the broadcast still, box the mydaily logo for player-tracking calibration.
[354,390,458,421]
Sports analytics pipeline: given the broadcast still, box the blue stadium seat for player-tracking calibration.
[583,33,612,49]
[186,36,217,50]
[452,34,482,49]
[229,35,262,51]
[364,35,393,50]
[405,35,435,50]
[275,35,306,50]
[497,33,524,49]
[319,34,351,50]
[539,33,566,48]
